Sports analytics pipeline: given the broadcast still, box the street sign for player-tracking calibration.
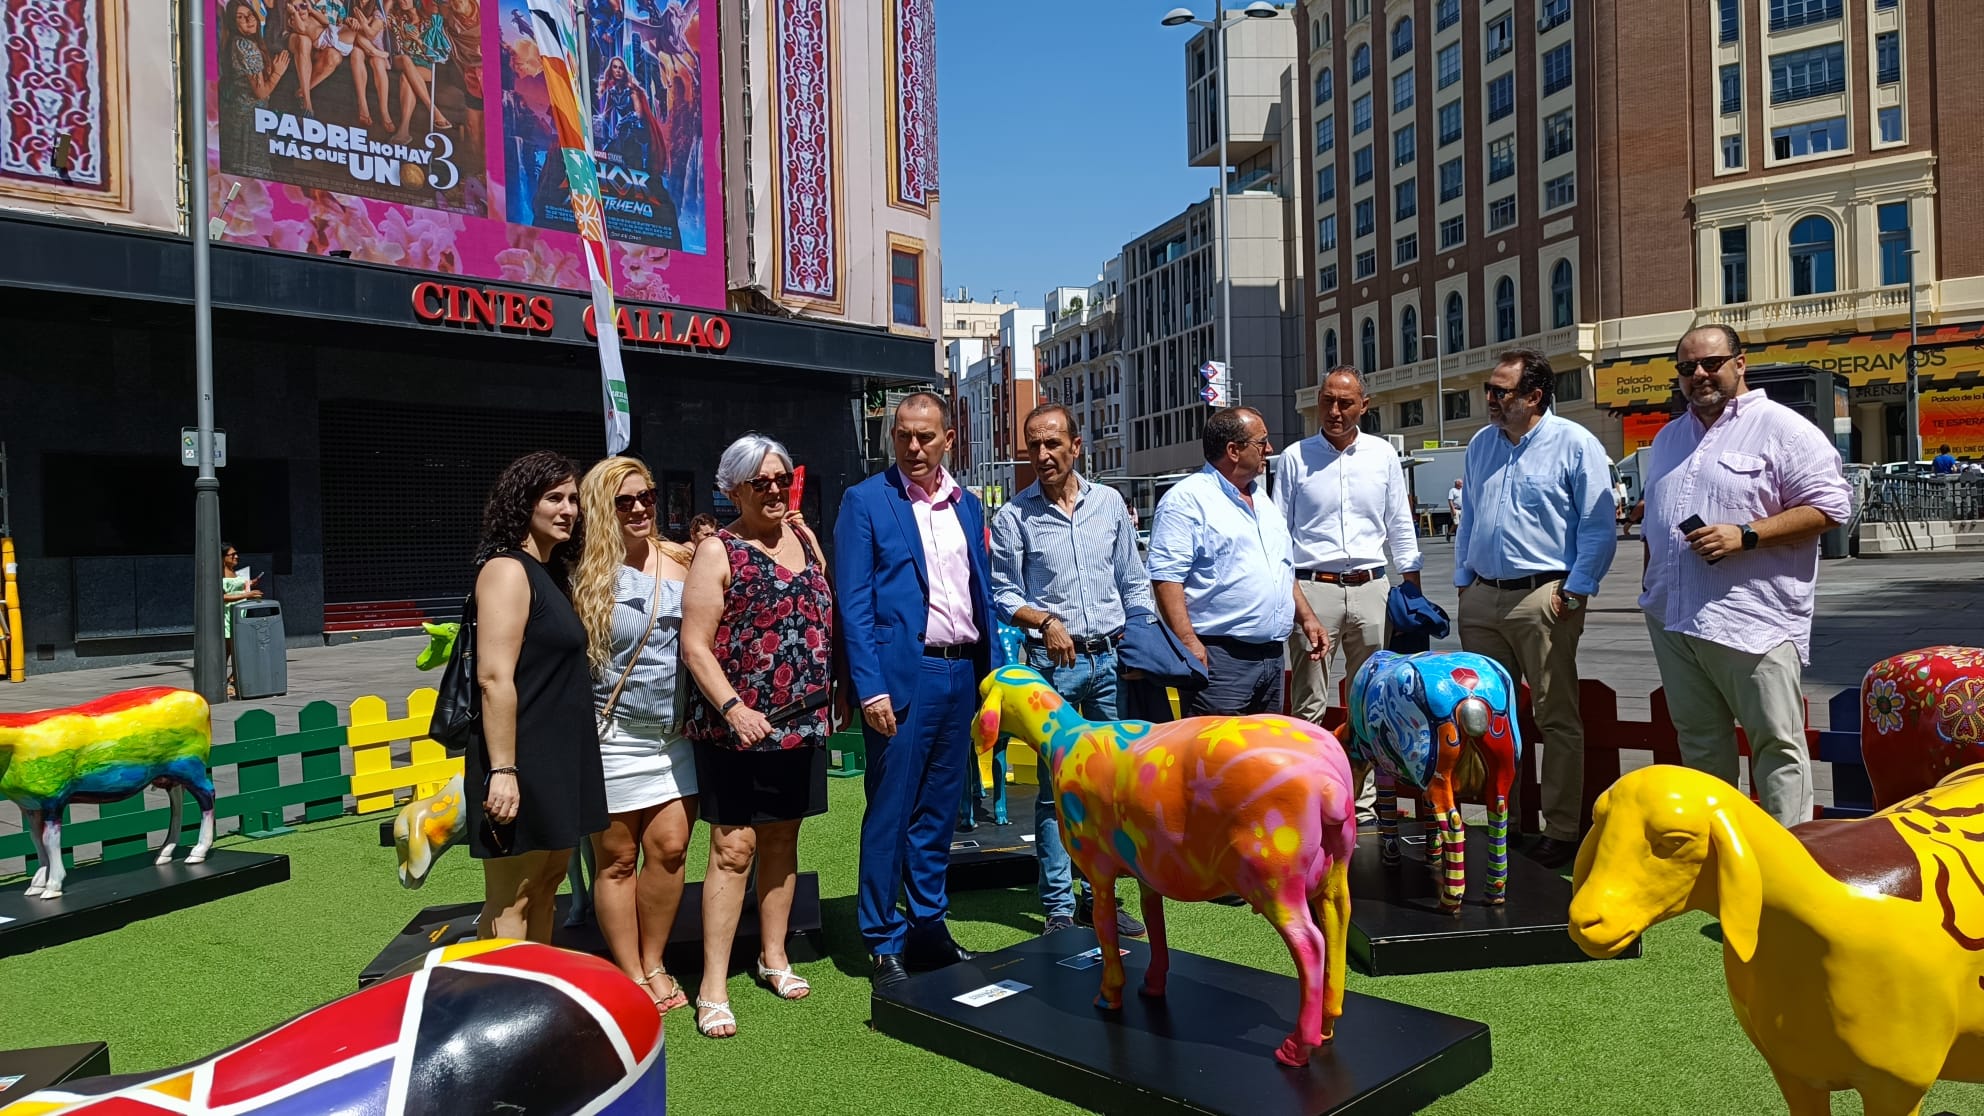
[1423,440,1441,449]
[180,428,227,468]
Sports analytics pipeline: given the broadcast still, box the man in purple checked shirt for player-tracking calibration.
[1639,324,1852,828]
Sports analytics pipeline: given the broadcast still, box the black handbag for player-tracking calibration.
[429,590,480,756]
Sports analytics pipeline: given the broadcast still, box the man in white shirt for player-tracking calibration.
[1446,478,1464,541]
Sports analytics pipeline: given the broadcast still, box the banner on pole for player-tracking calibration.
[1199,360,1229,407]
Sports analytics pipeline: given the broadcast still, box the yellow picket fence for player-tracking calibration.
[347,688,461,813]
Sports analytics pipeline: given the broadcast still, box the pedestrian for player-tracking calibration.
[1271,366,1420,822]
[1640,326,1851,828]
[990,402,1154,939]
[219,541,265,700]
[1933,444,1958,476]
[1144,407,1326,718]
[1454,349,1617,869]
[1446,477,1464,541]
[834,392,1000,990]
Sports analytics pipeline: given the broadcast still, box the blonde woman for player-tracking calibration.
[573,456,700,1013]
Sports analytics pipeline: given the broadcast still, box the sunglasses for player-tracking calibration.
[1484,384,1526,401]
[613,488,657,513]
[746,472,795,494]
[1675,354,1739,378]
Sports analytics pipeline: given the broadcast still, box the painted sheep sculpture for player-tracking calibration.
[1348,650,1522,912]
[0,940,666,1115]
[973,665,1357,1066]
[1860,644,1984,808]
[0,687,215,900]
[959,623,1026,831]
[1568,763,1984,1116]
[394,772,468,889]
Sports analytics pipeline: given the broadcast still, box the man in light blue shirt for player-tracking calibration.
[1146,407,1326,717]
[1454,348,1617,868]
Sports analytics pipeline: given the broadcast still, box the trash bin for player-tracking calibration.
[232,600,288,698]
[1821,487,1857,560]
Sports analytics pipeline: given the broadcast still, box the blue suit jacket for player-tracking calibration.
[833,466,999,711]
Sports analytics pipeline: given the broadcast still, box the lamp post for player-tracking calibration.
[183,0,225,703]
[1423,333,1445,445]
[1905,247,1922,464]
[1162,2,1278,402]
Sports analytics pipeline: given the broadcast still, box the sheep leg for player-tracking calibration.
[1852,1072,1931,1116]
[1311,858,1350,1038]
[22,808,46,897]
[1766,1064,1832,1116]
[991,740,1009,827]
[35,811,65,899]
[956,764,978,832]
[1269,883,1331,1066]
[1375,773,1401,864]
[1485,793,1511,904]
[1428,774,1465,913]
[1090,870,1126,1011]
[1136,881,1168,999]
[156,784,185,866]
[188,782,216,865]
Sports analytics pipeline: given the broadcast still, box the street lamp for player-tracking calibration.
[1162,2,1278,398]
[1905,247,1922,464]
[183,0,225,703]
[1422,333,1445,445]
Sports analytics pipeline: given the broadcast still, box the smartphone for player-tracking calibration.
[1677,514,1721,564]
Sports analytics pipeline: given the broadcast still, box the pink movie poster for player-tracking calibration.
[204,0,722,308]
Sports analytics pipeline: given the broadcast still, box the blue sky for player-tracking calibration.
[935,0,1219,306]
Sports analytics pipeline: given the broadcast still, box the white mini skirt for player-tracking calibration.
[598,714,698,814]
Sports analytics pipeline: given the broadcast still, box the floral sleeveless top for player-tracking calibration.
[685,528,834,752]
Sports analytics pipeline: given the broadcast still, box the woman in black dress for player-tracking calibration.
[469,450,606,943]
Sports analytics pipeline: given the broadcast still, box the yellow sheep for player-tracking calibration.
[1567,763,1984,1116]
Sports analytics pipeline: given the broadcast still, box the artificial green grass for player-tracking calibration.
[3,781,1978,1116]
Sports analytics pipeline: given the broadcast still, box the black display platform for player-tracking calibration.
[951,790,1040,890]
[0,1042,111,1104]
[357,871,823,986]
[0,850,291,959]
[873,931,1489,1115]
[1346,824,1637,976]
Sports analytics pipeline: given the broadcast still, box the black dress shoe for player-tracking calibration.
[1527,836,1578,870]
[871,954,908,990]
[903,927,976,970]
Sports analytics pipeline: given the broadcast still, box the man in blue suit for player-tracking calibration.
[835,391,1000,990]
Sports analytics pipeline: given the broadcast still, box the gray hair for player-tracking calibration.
[1323,364,1368,394]
[715,433,794,494]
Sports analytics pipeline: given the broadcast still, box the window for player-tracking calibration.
[1361,317,1378,371]
[1879,106,1903,144]
[891,248,923,326]
[1393,16,1414,58]
[1356,249,1378,279]
[1394,70,1416,112]
[1771,45,1846,104]
[1394,123,1417,166]
[1401,307,1419,361]
[1550,259,1574,328]
[1353,94,1373,134]
[1352,43,1371,81]
[1875,0,1896,7]
[1788,214,1837,296]
[1323,328,1339,369]
[1539,0,1571,32]
[1489,194,1517,230]
[1440,214,1466,250]
[1316,67,1334,104]
[1439,156,1465,200]
[1445,291,1465,352]
[1318,164,1337,200]
[1317,114,1336,151]
[1769,0,1841,33]
[1437,44,1461,88]
[1319,214,1338,250]
[1721,226,1749,304]
[1319,264,1339,293]
[1396,178,1417,218]
[1720,64,1742,114]
[1398,399,1425,428]
[1360,412,1382,435]
[1396,233,1419,265]
[1876,32,1900,84]
[1555,369,1583,402]
[1439,100,1464,145]
[1436,0,1459,32]
[1543,43,1573,95]
[1487,74,1515,121]
[1355,199,1375,237]
[1443,390,1472,420]
[1879,202,1911,286]
[1544,172,1575,210]
[1494,276,1516,340]
[1771,116,1847,159]
[1354,145,1374,183]
[1486,14,1513,61]
[1723,134,1745,168]
[1544,109,1575,159]
[1719,0,1739,42]
[1488,136,1515,182]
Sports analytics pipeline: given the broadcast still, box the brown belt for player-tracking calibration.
[1297,567,1383,586]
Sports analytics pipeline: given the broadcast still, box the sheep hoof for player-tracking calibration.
[187,849,211,864]
[1274,1037,1313,1066]
[36,887,62,901]
[1139,979,1167,1000]
[1093,993,1122,1011]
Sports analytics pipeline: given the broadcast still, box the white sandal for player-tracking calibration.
[754,955,812,1000]
[694,999,737,1038]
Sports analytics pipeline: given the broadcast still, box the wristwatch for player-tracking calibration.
[1740,523,1760,551]
[1562,593,1584,612]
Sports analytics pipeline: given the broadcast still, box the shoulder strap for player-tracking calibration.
[598,562,664,723]
[793,522,823,569]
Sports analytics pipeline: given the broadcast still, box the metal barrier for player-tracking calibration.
[1861,475,1984,525]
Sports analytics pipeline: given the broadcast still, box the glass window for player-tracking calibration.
[1875,0,1897,7]
[1352,43,1371,81]
[1769,0,1842,33]
[1393,16,1414,58]
[1720,64,1742,114]
[1440,214,1466,251]
[1494,276,1516,340]
[1317,114,1335,152]
[1396,178,1417,219]
[1722,134,1745,168]
[1399,399,1424,428]
[1788,214,1837,296]
[1445,291,1465,351]
[1544,109,1575,160]
[1488,135,1516,182]
[1551,260,1574,329]
[1486,14,1513,61]
[1544,172,1575,210]
[1356,249,1377,279]
[1879,202,1911,286]
[1439,100,1464,145]
[1316,67,1334,104]
[1439,156,1465,200]
[1353,94,1373,134]
[1396,233,1419,266]
[1489,195,1517,230]
[1539,0,1571,32]
[1876,32,1900,84]
[1543,43,1573,96]
[1360,411,1382,434]
[1355,199,1375,237]
[1319,264,1339,293]
[1319,214,1338,250]
[1318,164,1337,200]
[1719,0,1739,42]
[1401,307,1419,361]
[1361,317,1378,371]
[1436,0,1459,32]
[1394,70,1416,112]
[1444,390,1472,420]
[1770,44,1846,105]
[891,249,922,326]
[1354,145,1374,183]
[1555,369,1584,402]
[1437,43,1461,88]
[1487,74,1515,121]
[1879,106,1903,144]
[1771,116,1848,159]
[1323,328,1339,368]
[1394,123,1417,166]
[1720,226,1748,304]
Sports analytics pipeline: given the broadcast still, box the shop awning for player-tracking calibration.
[1594,321,1984,408]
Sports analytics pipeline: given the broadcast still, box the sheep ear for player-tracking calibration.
[973,690,1003,755]
[1711,809,1762,963]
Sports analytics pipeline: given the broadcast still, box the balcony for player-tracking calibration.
[1698,284,1929,333]
[1297,327,1590,414]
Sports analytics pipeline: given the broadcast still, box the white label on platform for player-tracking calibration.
[1057,946,1131,970]
[0,916,15,927]
[0,1074,22,1091]
[953,980,1030,1007]
[1021,835,1036,842]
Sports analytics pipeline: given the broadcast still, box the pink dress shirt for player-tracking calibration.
[1638,390,1852,663]
[905,468,981,647]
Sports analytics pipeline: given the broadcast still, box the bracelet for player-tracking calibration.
[486,766,517,778]
[720,697,742,715]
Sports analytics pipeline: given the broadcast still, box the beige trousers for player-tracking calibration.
[1458,580,1587,841]
[1644,621,1814,828]
[1288,578,1390,815]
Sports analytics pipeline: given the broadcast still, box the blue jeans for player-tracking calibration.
[1027,645,1118,919]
